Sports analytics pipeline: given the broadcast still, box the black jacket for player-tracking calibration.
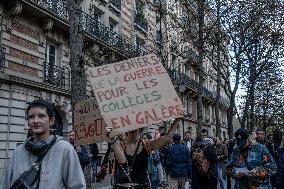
[272,145,284,189]
[89,143,98,160]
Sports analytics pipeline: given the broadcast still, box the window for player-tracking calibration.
[223,131,226,140]
[187,96,192,117]
[183,95,187,110]
[136,36,146,52]
[171,54,176,69]
[109,18,118,33]
[45,42,63,86]
[47,44,57,67]
[135,0,145,14]
[185,65,190,76]
[93,10,104,23]
[135,0,147,28]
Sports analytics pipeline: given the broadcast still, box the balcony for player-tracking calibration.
[167,68,231,107]
[0,46,5,72]
[30,0,69,21]
[153,0,167,11]
[110,0,121,11]
[134,13,148,32]
[203,87,214,100]
[156,30,162,42]
[219,96,230,107]
[167,68,199,92]
[212,92,230,107]
[181,48,199,64]
[27,0,145,57]
[82,13,144,57]
[44,62,71,90]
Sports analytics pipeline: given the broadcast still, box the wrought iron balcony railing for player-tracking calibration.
[167,68,199,92]
[212,91,230,107]
[33,0,69,21]
[110,0,121,10]
[181,48,199,64]
[167,68,230,107]
[82,13,144,57]
[153,0,167,11]
[203,87,214,100]
[29,0,145,57]
[134,13,148,32]
[44,62,71,90]
[0,46,5,71]
[220,96,230,107]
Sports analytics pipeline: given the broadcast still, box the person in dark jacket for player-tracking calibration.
[143,133,160,189]
[89,143,99,183]
[270,129,284,189]
[256,128,266,145]
[165,133,191,189]
[192,135,218,189]
[69,130,91,171]
[227,128,276,189]
[214,137,228,189]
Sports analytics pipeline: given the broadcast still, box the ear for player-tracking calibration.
[50,117,55,125]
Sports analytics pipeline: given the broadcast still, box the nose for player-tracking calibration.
[33,116,40,123]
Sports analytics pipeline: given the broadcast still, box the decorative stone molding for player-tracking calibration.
[39,35,46,47]
[63,49,70,58]
[6,1,23,17]
[42,18,54,32]
[11,86,41,98]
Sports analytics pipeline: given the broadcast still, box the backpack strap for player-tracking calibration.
[10,135,57,189]
[111,159,116,176]
[140,138,150,155]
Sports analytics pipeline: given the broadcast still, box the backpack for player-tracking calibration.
[192,145,209,173]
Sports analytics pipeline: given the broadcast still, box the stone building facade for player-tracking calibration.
[154,0,230,139]
[0,0,160,174]
[0,0,230,175]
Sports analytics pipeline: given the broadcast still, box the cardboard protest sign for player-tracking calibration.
[88,54,183,136]
[74,97,107,145]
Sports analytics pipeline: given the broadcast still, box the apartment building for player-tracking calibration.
[155,0,230,139]
[0,0,230,175]
[0,0,162,174]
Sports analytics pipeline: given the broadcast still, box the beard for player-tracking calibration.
[69,138,74,145]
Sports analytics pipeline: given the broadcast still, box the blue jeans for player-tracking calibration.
[217,163,226,189]
[91,160,97,183]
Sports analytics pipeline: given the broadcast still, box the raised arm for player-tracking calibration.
[147,118,181,151]
[111,140,126,164]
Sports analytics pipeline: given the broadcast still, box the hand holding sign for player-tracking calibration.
[88,54,183,136]
[74,98,107,145]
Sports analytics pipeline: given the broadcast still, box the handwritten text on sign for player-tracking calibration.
[74,98,107,145]
[88,54,183,136]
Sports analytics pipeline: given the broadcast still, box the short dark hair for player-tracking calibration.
[26,99,55,118]
[185,131,191,135]
[143,133,152,140]
[201,129,208,134]
[256,128,265,132]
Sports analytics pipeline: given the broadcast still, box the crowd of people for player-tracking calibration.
[1,99,284,189]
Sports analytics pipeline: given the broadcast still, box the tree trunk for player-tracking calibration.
[197,0,205,132]
[249,63,256,131]
[241,61,257,130]
[227,55,242,137]
[69,0,86,128]
[215,0,221,137]
[69,1,90,188]
[227,101,234,139]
